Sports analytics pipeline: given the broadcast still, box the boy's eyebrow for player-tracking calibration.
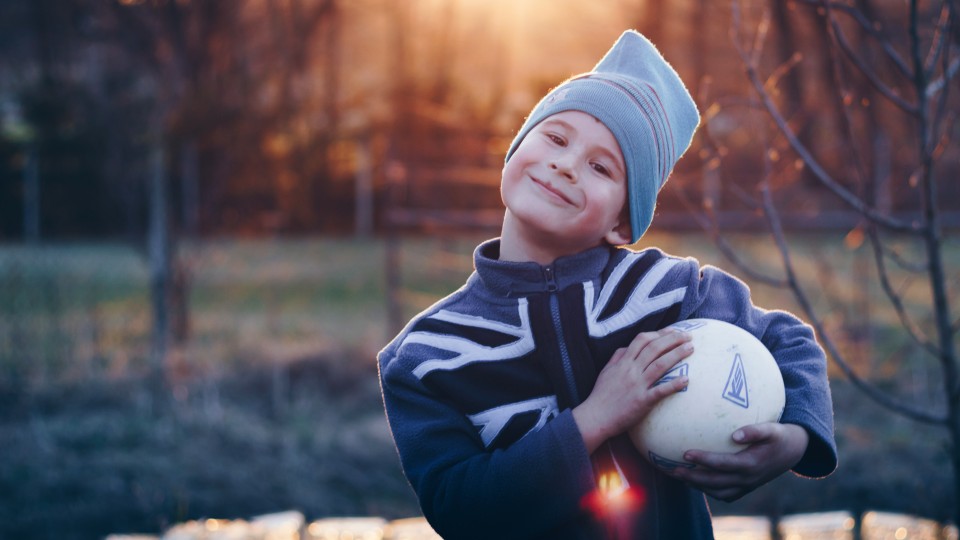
[596,144,626,177]
[541,118,574,131]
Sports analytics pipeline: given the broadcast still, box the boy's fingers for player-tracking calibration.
[620,331,662,361]
[607,347,628,365]
[671,463,737,487]
[622,327,686,358]
[641,338,693,381]
[650,373,689,400]
[681,449,746,473]
[732,423,776,444]
[625,330,691,368]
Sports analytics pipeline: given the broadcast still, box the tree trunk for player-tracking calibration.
[180,138,199,237]
[637,0,665,46]
[22,144,40,244]
[148,136,171,404]
[355,137,374,237]
[171,139,196,346]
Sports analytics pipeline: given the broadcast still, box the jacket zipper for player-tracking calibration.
[544,265,580,404]
[545,265,632,505]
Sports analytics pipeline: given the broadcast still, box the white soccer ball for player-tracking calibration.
[628,318,786,471]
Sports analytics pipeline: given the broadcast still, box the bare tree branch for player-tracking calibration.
[758,182,946,424]
[750,6,771,69]
[909,0,960,408]
[821,2,919,114]
[929,36,957,164]
[798,0,913,77]
[927,50,960,97]
[731,4,922,234]
[763,51,804,94]
[734,0,960,520]
[866,224,941,355]
[691,88,790,288]
[926,4,948,70]
[927,55,960,97]
[810,255,858,326]
[880,240,929,273]
[671,181,788,288]
[820,15,874,207]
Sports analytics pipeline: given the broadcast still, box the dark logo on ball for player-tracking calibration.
[722,353,750,408]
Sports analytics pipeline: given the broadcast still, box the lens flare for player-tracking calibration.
[580,471,646,519]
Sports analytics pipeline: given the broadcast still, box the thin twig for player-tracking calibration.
[924,0,959,99]
[822,3,918,114]
[821,11,871,204]
[929,26,956,156]
[711,95,765,111]
[881,241,929,273]
[670,181,787,288]
[866,223,941,355]
[759,182,946,424]
[731,16,921,234]
[798,0,913,77]
[924,3,952,78]
[927,55,960,98]
[694,79,788,288]
[763,51,804,95]
[811,256,857,327]
[751,7,771,69]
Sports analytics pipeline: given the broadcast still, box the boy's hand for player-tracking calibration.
[573,328,693,454]
[668,422,809,502]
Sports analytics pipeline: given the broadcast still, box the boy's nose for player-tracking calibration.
[549,159,576,182]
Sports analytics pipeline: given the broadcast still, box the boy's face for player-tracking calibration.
[501,110,631,257]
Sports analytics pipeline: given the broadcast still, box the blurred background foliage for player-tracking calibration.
[0,0,958,538]
[0,0,955,240]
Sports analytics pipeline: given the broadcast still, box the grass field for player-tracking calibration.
[0,232,956,538]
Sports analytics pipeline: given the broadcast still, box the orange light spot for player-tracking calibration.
[581,471,646,519]
[844,227,865,250]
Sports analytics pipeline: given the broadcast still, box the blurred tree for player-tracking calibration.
[88,0,340,397]
[0,0,119,241]
[703,0,959,523]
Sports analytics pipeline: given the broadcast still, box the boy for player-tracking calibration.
[378,30,836,540]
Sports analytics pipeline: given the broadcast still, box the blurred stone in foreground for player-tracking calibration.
[779,511,855,540]
[306,516,387,539]
[252,511,305,540]
[162,518,257,540]
[159,512,305,540]
[713,515,772,540]
[114,510,960,540]
[383,517,442,540]
[861,511,958,540]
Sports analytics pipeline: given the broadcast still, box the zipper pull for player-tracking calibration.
[543,265,558,292]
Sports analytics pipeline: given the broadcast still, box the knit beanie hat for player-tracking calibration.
[504,30,700,243]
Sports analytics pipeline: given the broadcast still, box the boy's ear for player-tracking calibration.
[604,218,633,246]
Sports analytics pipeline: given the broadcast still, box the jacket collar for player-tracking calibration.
[472,238,612,297]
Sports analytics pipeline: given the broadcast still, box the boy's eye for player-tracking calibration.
[546,133,565,146]
[592,162,611,177]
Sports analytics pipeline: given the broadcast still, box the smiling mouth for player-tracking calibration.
[532,176,574,205]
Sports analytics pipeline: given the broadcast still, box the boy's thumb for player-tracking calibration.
[733,423,775,444]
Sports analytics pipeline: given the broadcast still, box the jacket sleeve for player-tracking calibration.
[673,260,838,478]
[378,340,598,540]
